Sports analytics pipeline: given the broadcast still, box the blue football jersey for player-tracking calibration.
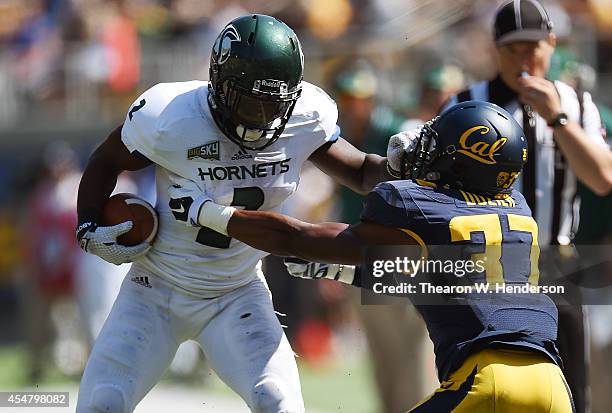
[361,180,561,381]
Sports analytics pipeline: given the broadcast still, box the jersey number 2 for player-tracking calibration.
[196,187,264,248]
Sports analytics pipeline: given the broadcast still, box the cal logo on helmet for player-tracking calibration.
[402,101,527,197]
[457,126,507,165]
[213,25,241,65]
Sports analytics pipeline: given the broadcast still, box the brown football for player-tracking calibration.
[102,193,158,246]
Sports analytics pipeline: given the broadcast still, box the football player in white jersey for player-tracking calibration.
[75,14,398,413]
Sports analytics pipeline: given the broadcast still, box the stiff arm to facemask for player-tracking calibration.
[386,124,437,179]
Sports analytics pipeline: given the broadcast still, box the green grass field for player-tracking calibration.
[0,344,379,413]
[0,345,74,389]
[299,358,379,412]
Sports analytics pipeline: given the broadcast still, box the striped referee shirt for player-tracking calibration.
[445,76,607,246]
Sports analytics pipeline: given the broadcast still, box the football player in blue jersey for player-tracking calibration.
[172,100,575,412]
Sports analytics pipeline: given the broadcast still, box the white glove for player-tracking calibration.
[167,174,212,227]
[76,221,150,265]
[284,257,356,285]
[167,174,236,235]
[386,127,422,178]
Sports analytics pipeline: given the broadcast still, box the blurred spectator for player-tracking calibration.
[22,142,86,381]
[10,0,65,100]
[333,59,405,223]
[0,210,21,287]
[0,1,37,42]
[305,0,353,40]
[401,63,465,130]
[0,208,21,344]
[103,0,140,94]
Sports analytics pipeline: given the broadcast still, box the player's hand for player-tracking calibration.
[76,221,150,265]
[386,126,423,179]
[284,257,355,284]
[517,75,562,123]
[167,174,212,227]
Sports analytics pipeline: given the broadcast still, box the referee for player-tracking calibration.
[444,1,612,412]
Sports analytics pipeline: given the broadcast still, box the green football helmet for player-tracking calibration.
[208,15,304,150]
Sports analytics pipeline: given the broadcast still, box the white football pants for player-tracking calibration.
[76,269,304,413]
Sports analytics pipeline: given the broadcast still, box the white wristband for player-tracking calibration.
[325,264,356,285]
[197,201,237,236]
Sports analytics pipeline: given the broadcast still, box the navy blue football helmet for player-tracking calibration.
[400,101,527,196]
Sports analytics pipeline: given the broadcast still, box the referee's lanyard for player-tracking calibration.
[522,104,537,217]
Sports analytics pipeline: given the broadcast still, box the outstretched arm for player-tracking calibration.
[228,211,355,263]
[226,209,416,265]
[309,138,391,195]
[166,176,417,265]
[310,126,426,192]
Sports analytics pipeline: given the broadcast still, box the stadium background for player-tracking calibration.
[0,0,610,412]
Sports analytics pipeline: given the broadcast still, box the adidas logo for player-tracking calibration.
[131,275,152,288]
[231,149,253,160]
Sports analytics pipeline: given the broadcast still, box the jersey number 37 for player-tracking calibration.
[449,213,540,285]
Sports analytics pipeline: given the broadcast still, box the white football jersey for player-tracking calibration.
[121,81,339,296]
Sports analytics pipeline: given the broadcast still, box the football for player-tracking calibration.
[102,193,159,246]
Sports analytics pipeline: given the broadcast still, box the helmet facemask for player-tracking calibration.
[399,118,440,180]
[217,78,301,150]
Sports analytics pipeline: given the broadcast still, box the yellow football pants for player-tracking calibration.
[408,348,574,413]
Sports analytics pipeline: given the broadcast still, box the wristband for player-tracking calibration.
[197,201,237,235]
[76,221,97,241]
[547,112,568,128]
[77,208,101,229]
[76,221,97,251]
[333,264,356,285]
[386,161,402,179]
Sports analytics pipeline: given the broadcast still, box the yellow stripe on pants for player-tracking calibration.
[408,348,574,413]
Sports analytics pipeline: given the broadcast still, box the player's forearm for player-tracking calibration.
[309,138,392,195]
[227,210,355,263]
[334,152,390,194]
[553,122,612,195]
[360,154,392,193]
[77,151,120,223]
